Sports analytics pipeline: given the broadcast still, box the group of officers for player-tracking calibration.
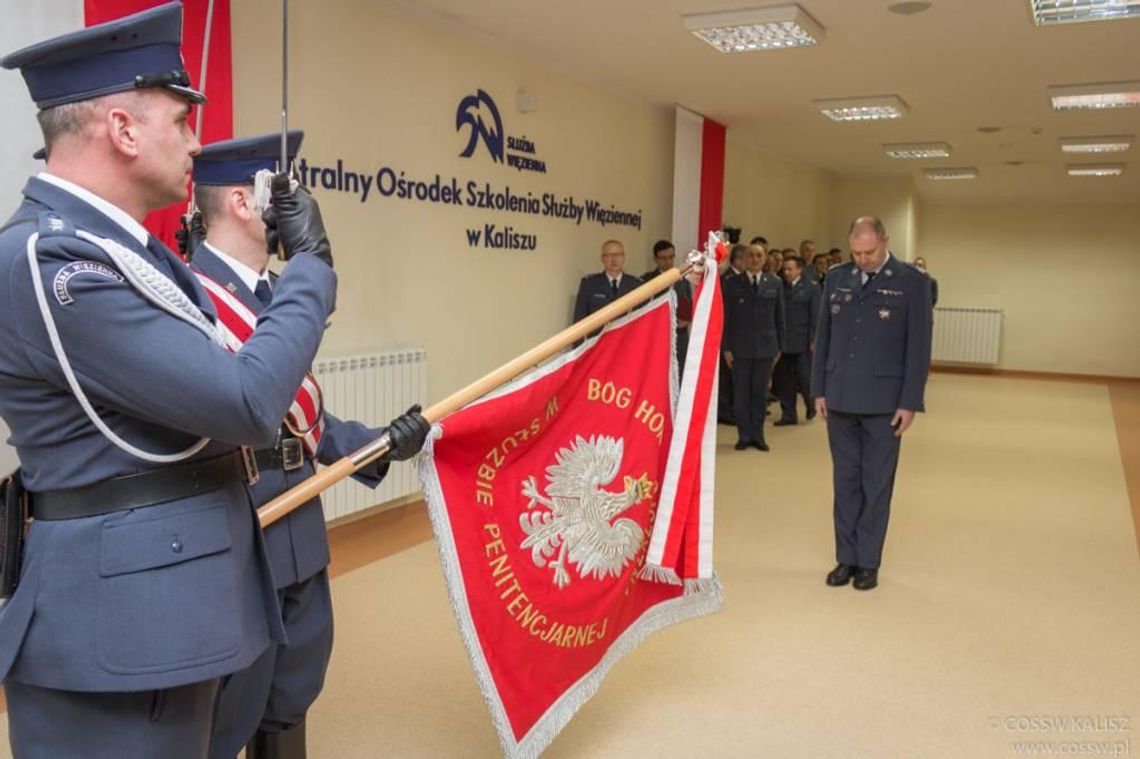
[574,221,934,595]
[0,3,934,758]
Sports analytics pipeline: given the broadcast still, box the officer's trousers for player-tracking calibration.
[7,678,219,759]
[732,357,774,445]
[826,411,901,569]
[773,351,812,421]
[209,569,333,759]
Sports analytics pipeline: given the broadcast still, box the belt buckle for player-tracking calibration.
[239,446,260,486]
[280,438,304,472]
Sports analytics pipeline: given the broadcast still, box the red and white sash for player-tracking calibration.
[194,271,325,456]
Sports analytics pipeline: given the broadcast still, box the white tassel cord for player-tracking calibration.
[27,231,218,463]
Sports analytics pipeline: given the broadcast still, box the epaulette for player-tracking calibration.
[826,261,848,271]
[37,211,76,239]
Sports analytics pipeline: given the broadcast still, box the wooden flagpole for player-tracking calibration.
[257,257,703,527]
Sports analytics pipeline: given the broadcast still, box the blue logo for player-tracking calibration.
[456,89,504,164]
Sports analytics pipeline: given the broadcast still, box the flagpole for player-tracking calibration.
[257,257,704,527]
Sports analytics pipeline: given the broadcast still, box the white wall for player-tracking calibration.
[918,202,1140,377]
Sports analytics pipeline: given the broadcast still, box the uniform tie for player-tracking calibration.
[752,276,760,295]
[254,279,273,307]
[863,270,876,288]
[610,278,619,297]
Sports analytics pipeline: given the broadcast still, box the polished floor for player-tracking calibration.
[2,372,1138,758]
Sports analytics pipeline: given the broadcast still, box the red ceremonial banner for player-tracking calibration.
[420,295,723,758]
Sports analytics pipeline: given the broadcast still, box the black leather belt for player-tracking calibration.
[29,450,255,522]
[254,436,306,473]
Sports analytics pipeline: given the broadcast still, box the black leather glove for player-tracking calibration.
[261,173,333,267]
[383,404,430,462]
[175,211,206,260]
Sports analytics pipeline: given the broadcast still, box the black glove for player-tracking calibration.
[261,173,333,267]
[383,404,430,462]
[175,211,206,260]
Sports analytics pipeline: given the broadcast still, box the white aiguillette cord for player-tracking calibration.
[26,230,222,463]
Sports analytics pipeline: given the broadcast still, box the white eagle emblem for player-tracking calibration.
[519,434,652,589]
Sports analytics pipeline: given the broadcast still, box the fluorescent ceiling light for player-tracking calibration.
[1059,135,1134,152]
[1030,0,1140,26]
[1067,163,1125,176]
[1049,81,1140,110]
[884,142,952,159]
[683,4,825,53]
[815,95,908,122]
[924,167,979,180]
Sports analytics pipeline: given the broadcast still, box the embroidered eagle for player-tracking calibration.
[519,435,652,589]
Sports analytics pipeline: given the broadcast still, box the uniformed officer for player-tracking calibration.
[773,255,820,426]
[187,132,425,759]
[811,217,932,591]
[641,239,692,373]
[0,5,426,757]
[722,243,785,451]
[572,239,642,322]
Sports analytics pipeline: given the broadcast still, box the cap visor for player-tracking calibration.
[168,84,207,105]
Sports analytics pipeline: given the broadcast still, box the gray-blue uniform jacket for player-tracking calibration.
[190,244,387,588]
[811,256,932,414]
[784,275,821,355]
[722,272,786,359]
[572,271,642,322]
[0,176,336,692]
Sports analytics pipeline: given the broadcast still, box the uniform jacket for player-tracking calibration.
[190,245,388,588]
[722,272,786,360]
[783,275,821,355]
[572,271,641,322]
[810,256,932,414]
[0,176,336,692]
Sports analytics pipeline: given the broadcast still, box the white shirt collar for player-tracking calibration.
[858,252,892,280]
[203,241,267,294]
[790,275,802,286]
[608,274,621,286]
[38,172,149,247]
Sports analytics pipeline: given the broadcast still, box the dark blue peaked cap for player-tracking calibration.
[194,131,305,186]
[0,1,205,109]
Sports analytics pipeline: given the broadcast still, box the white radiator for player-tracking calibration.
[932,307,1002,365]
[311,349,428,521]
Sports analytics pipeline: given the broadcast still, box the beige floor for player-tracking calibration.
[3,373,1139,757]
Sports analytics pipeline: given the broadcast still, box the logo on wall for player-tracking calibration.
[456,89,505,164]
[455,88,548,174]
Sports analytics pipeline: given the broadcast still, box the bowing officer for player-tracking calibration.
[0,5,425,757]
[811,217,932,591]
[773,256,820,425]
[572,239,641,322]
[722,243,785,451]
[188,133,426,759]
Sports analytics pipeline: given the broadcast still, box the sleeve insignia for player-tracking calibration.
[52,261,125,305]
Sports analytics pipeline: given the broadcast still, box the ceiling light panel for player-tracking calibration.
[884,142,952,159]
[924,167,979,180]
[1067,163,1125,176]
[1030,0,1140,26]
[815,95,908,122]
[684,4,825,53]
[1059,135,1134,152]
[1049,81,1140,110]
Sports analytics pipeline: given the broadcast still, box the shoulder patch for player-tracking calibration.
[38,212,75,239]
[53,261,125,305]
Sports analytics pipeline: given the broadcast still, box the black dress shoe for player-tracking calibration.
[826,564,853,586]
[853,568,878,591]
[752,441,769,452]
[773,419,796,426]
[734,441,750,450]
